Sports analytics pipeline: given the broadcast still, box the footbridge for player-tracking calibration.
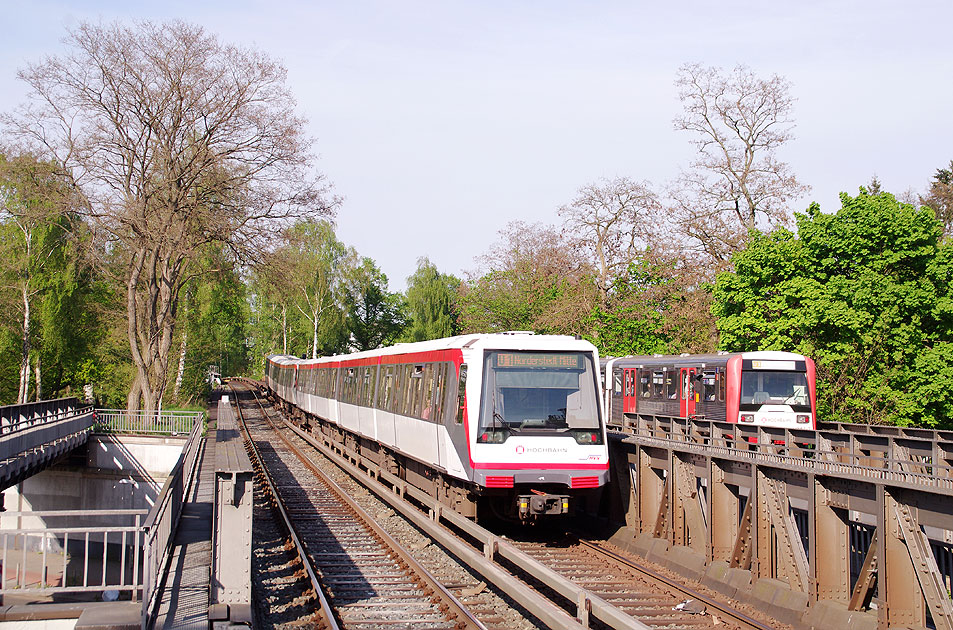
[0,398,96,496]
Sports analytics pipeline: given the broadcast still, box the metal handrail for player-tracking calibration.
[0,397,93,436]
[95,410,203,436]
[0,509,148,597]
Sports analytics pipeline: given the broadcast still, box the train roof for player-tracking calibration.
[267,332,599,368]
[602,350,809,369]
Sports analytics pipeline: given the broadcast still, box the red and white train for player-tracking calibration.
[601,351,817,429]
[265,332,609,521]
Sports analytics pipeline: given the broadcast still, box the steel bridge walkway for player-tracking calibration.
[0,397,96,495]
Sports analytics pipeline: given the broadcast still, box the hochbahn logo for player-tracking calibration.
[515,445,568,454]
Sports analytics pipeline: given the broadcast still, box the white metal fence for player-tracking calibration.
[94,409,203,435]
[0,509,147,597]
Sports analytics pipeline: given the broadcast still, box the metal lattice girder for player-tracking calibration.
[710,460,740,563]
[757,471,810,592]
[848,530,877,611]
[673,454,706,554]
[892,500,953,630]
[730,494,753,571]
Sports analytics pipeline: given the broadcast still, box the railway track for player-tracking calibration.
[507,533,781,630]
[233,379,783,630]
[230,381,486,630]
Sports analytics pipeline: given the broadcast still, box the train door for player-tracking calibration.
[623,368,638,414]
[680,368,696,418]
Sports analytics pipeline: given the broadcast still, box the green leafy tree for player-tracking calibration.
[714,189,953,427]
[342,258,405,351]
[0,153,101,403]
[402,258,460,342]
[174,248,250,403]
[282,220,352,358]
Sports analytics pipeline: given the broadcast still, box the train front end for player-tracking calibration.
[726,351,817,429]
[465,335,609,521]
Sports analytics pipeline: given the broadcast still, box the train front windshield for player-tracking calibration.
[740,369,811,411]
[478,351,602,440]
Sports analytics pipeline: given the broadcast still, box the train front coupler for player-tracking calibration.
[517,492,570,518]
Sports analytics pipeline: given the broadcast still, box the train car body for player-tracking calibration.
[601,351,817,429]
[265,332,609,521]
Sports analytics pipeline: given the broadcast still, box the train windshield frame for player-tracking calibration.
[739,368,811,412]
[477,350,603,437]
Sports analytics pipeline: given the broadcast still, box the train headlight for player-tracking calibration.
[740,414,755,423]
[571,430,603,445]
[477,429,510,444]
[796,414,810,424]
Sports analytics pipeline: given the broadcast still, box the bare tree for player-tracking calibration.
[671,64,808,263]
[558,177,661,310]
[4,21,336,411]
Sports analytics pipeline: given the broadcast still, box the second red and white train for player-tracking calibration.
[601,351,818,429]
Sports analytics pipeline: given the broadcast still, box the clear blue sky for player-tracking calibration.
[3,1,952,290]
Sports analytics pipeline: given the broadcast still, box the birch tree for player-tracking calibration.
[4,21,336,411]
[0,154,76,402]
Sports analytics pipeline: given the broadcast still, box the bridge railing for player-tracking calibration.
[0,397,92,436]
[0,509,147,598]
[140,411,205,627]
[94,409,203,435]
[612,413,953,629]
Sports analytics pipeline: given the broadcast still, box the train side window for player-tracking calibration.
[718,369,726,402]
[409,364,424,416]
[640,370,651,398]
[455,363,467,425]
[433,363,448,422]
[378,366,392,409]
[367,367,377,406]
[614,370,623,395]
[652,371,664,397]
[422,364,436,420]
[702,370,717,401]
[400,365,413,415]
[681,371,689,400]
[665,371,677,399]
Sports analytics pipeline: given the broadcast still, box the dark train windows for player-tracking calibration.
[379,366,394,410]
[702,370,717,401]
[640,371,651,397]
[652,371,664,397]
[455,364,467,425]
[665,371,677,399]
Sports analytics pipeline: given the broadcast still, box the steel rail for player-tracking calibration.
[577,540,776,630]
[229,383,339,630]
[235,381,489,630]
[247,383,650,630]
